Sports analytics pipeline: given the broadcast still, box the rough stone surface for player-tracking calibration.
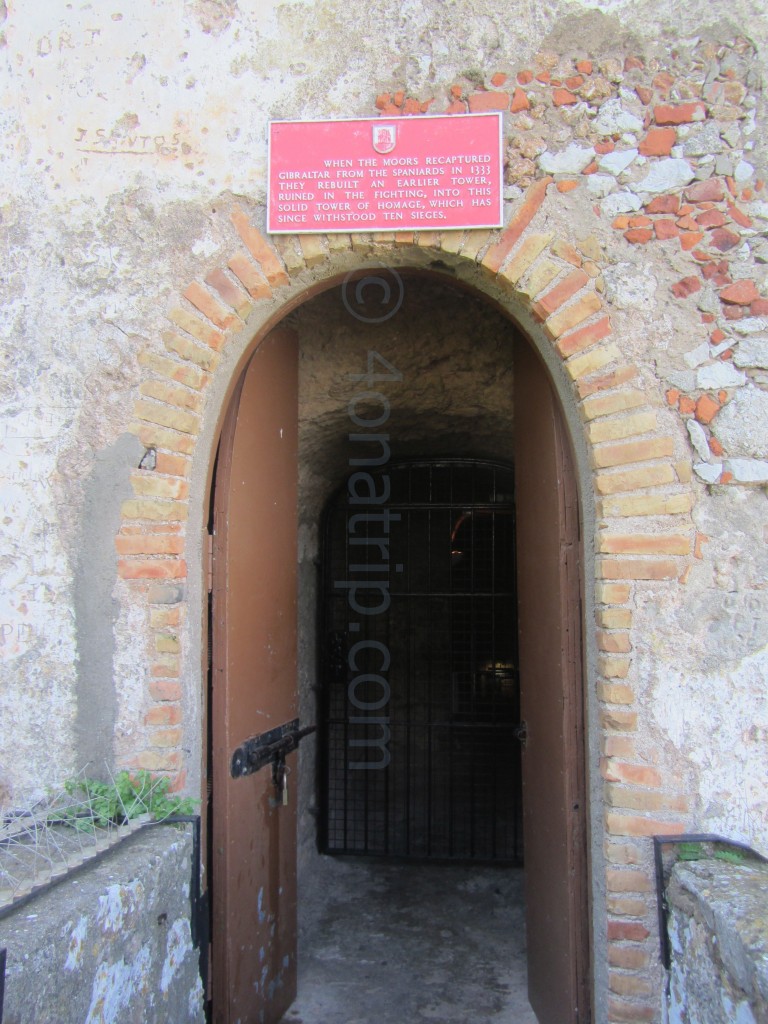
[714,387,768,458]
[0,826,204,1024]
[666,859,768,1024]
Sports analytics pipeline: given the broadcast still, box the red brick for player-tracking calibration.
[710,328,726,344]
[665,388,680,407]
[231,208,289,288]
[118,558,187,580]
[695,394,721,424]
[635,86,653,105]
[576,60,593,75]
[638,127,676,156]
[115,534,185,556]
[565,75,584,90]
[709,227,741,251]
[556,315,612,358]
[680,231,704,251]
[445,100,467,114]
[490,72,508,86]
[145,704,182,726]
[375,93,391,109]
[205,268,252,319]
[654,102,706,125]
[702,260,732,286]
[607,921,650,942]
[727,203,752,228]
[685,178,725,203]
[552,88,578,106]
[556,180,579,193]
[624,229,652,244]
[723,305,744,320]
[517,70,534,85]
[751,298,768,315]
[402,97,421,114]
[468,90,509,112]
[602,761,663,787]
[482,177,552,274]
[535,71,551,84]
[582,160,598,175]
[678,396,695,414]
[393,91,405,106]
[624,56,644,71]
[696,209,726,228]
[645,194,680,215]
[534,268,589,319]
[509,88,530,113]
[149,681,182,701]
[653,71,675,93]
[671,276,701,299]
[654,219,679,240]
[720,280,760,304]
[595,140,615,155]
[608,996,656,1021]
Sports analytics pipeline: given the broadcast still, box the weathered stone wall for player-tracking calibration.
[0,825,204,1024]
[666,858,768,1023]
[1,2,768,1021]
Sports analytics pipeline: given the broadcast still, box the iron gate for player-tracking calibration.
[320,459,523,862]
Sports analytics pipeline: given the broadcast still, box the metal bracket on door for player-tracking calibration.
[512,721,528,748]
[230,718,317,780]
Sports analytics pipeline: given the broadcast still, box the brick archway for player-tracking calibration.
[116,185,694,1019]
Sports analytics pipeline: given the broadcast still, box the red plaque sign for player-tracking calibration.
[267,113,503,234]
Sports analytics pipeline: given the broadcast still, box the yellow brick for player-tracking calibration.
[327,232,354,253]
[460,229,492,260]
[523,258,561,298]
[371,232,397,244]
[130,750,182,772]
[131,473,189,501]
[601,709,638,732]
[163,331,219,372]
[134,400,200,436]
[150,607,182,629]
[273,236,305,274]
[600,493,694,517]
[606,786,689,813]
[497,233,554,287]
[551,238,582,266]
[596,465,676,495]
[598,557,678,580]
[598,608,633,629]
[675,460,693,483]
[607,813,685,838]
[607,896,648,917]
[156,633,180,654]
[299,234,327,267]
[604,841,643,866]
[598,630,632,654]
[140,379,203,413]
[350,233,373,253]
[594,437,675,469]
[148,726,183,748]
[599,534,691,556]
[138,351,206,390]
[599,655,631,678]
[439,230,464,255]
[582,390,647,420]
[596,582,632,604]
[545,291,602,339]
[415,231,440,248]
[566,343,621,381]
[169,307,224,351]
[606,868,654,893]
[597,681,634,705]
[121,499,189,522]
[588,412,658,444]
[129,423,196,456]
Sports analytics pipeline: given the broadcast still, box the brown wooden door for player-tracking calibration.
[211,326,299,1024]
[514,341,590,1023]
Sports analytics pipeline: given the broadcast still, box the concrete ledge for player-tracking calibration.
[666,858,768,1024]
[0,825,204,1024]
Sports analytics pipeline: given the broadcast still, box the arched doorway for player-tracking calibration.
[208,273,590,1023]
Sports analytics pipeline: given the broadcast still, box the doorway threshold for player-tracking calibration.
[283,856,537,1024]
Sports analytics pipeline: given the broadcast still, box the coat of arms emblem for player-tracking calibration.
[372,124,397,154]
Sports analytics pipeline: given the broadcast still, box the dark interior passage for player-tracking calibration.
[320,459,523,862]
[284,858,536,1024]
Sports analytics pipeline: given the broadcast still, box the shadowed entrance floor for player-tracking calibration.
[282,857,538,1024]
